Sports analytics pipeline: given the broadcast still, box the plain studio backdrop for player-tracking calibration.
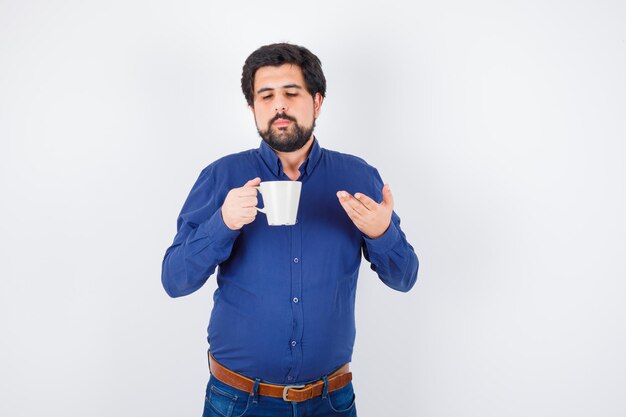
[1,1,625,416]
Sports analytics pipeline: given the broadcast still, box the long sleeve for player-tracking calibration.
[161,167,240,298]
[362,211,419,292]
[360,167,419,292]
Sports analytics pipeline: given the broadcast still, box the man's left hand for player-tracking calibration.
[336,184,394,239]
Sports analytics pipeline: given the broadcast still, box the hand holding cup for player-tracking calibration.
[221,177,261,231]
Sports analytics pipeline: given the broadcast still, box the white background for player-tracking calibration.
[1,1,625,416]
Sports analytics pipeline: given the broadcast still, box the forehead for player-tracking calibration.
[254,63,306,91]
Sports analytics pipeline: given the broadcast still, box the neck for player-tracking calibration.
[275,136,314,180]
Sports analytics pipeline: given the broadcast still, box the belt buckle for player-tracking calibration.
[282,384,305,401]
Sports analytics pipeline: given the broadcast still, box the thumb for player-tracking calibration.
[381,184,394,208]
[244,177,261,187]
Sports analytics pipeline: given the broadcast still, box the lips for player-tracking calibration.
[273,118,292,127]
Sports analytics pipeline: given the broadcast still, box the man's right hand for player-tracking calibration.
[221,177,261,231]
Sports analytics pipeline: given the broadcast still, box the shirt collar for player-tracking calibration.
[258,137,323,179]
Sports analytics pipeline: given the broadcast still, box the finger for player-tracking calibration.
[353,192,378,211]
[340,192,368,215]
[342,201,364,222]
[381,184,394,209]
[337,192,364,220]
[337,190,364,207]
[238,187,260,197]
[243,177,261,188]
[239,196,258,208]
[242,207,257,218]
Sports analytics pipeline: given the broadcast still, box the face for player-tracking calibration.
[251,63,323,152]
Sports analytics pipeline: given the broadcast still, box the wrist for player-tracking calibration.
[221,206,240,231]
[367,221,391,240]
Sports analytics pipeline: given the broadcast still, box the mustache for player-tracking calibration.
[269,112,297,125]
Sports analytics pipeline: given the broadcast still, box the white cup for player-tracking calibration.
[255,181,302,226]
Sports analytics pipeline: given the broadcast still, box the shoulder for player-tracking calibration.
[321,147,385,199]
[198,148,258,179]
[322,147,380,175]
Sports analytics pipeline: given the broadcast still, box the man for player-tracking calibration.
[162,43,419,417]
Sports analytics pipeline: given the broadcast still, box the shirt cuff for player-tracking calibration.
[363,220,401,254]
[197,207,241,246]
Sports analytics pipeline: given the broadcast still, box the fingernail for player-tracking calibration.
[355,193,361,199]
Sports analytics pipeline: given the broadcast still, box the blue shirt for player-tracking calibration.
[161,138,419,384]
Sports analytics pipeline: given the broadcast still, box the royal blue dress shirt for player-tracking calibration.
[161,138,418,384]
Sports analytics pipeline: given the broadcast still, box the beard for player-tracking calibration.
[257,112,316,153]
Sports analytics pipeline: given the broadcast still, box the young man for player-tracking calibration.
[162,43,419,417]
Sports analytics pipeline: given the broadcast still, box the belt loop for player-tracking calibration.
[252,378,261,404]
[321,376,330,399]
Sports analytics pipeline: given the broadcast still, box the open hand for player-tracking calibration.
[336,184,394,239]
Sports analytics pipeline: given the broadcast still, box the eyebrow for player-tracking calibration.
[256,84,303,94]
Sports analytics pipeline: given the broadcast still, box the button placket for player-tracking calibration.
[286,206,304,382]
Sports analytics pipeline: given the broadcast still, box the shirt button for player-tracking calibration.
[293,258,299,263]
[291,340,297,347]
[293,297,299,303]
[287,376,294,381]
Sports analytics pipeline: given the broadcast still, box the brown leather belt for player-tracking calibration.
[208,353,352,403]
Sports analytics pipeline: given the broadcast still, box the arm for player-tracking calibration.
[161,167,241,298]
[336,169,419,292]
[361,211,419,292]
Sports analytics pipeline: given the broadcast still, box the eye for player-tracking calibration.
[261,95,273,100]
[286,92,298,97]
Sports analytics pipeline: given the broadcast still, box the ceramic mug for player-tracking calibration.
[255,181,302,226]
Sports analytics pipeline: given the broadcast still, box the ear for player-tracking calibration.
[313,93,323,118]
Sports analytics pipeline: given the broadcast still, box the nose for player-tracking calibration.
[274,97,288,112]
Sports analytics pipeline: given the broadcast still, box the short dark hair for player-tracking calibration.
[241,43,326,107]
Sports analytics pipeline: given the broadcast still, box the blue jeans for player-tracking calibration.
[201,375,357,417]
